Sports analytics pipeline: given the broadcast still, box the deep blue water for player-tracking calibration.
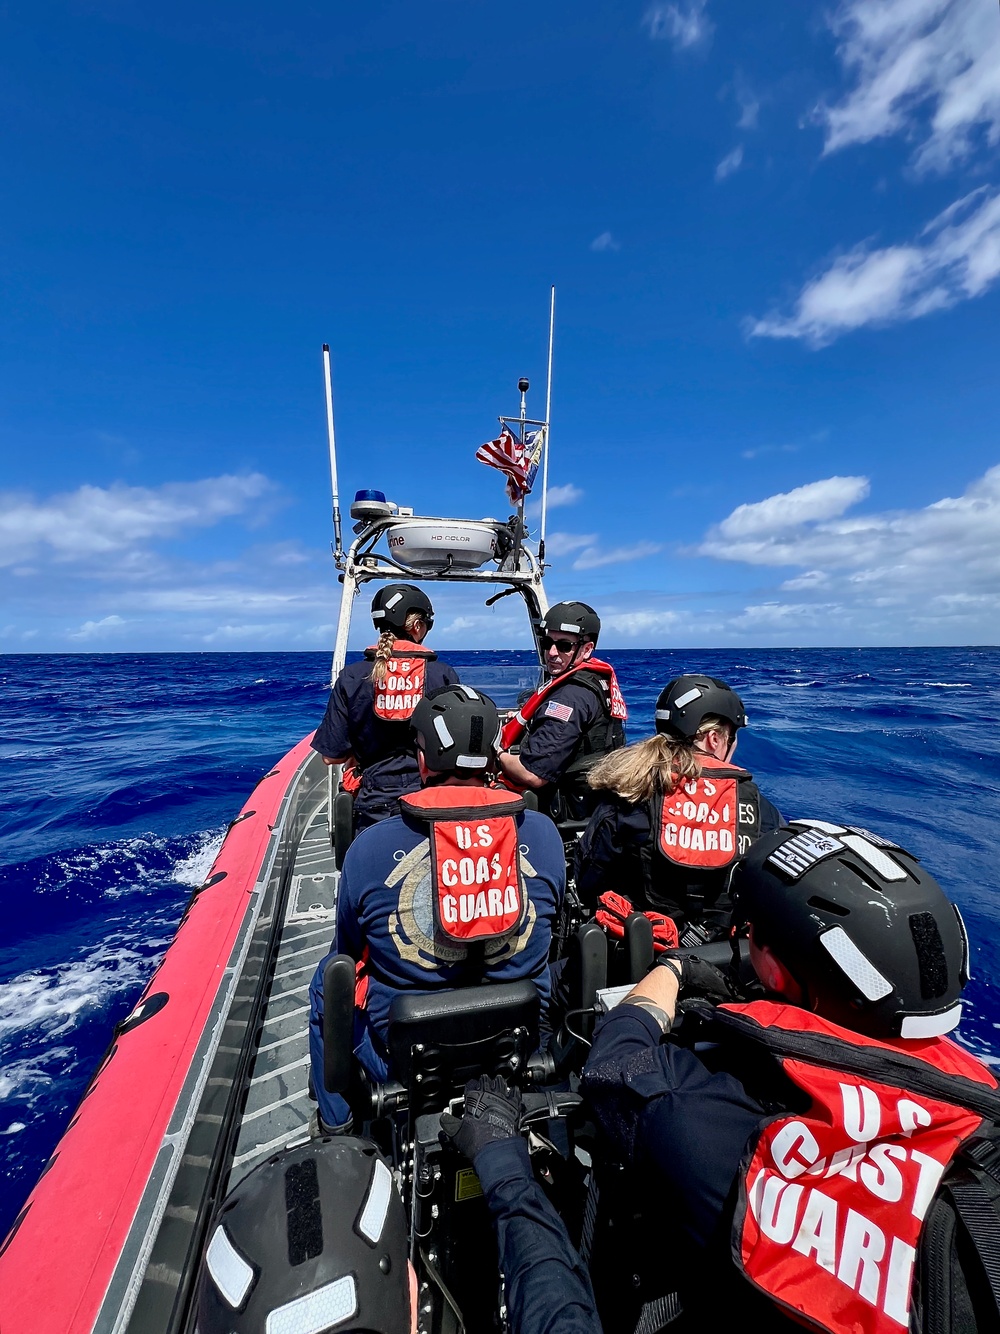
[2,648,999,1236]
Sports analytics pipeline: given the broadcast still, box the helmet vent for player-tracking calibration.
[807,895,849,917]
[909,912,949,1000]
[284,1159,323,1267]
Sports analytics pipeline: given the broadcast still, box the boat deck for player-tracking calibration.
[228,793,338,1190]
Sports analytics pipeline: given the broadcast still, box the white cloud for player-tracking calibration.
[590,231,621,252]
[715,145,744,181]
[0,474,272,568]
[603,610,682,636]
[546,483,584,509]
[714,477,870,542]
[544,531,599,557]
[643,0,713,50]
[527,483,583,520]
[819,0,1000,172]
[66,614,126,641]
[749,187,1000,345]
[573,540,663,570]
[699,465,1000,615]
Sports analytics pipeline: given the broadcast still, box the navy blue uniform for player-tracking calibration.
[477,1137,602,1334]
[575,790,783,927]
[583,1005,766,1246]
[309,804,566,1127]
[518,679,605,787]
[312,653,459,826]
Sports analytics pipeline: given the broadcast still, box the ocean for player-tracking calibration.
[2,647,999,1235]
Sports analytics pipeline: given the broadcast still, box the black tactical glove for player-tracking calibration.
[439,1075,521,1162]
[658,950,738,1003]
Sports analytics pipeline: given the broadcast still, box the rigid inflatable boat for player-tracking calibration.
[0,361,568,1333]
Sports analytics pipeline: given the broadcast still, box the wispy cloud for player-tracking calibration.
[819,0,1000,172]
[643,0,713,51]
[544,531,599,558]
[66,614,126,641]
[0,474,272,568]
[715,145,744,181]
[573,540,663,570]
[590,231,620,253]
[734,73,760,130]
[545,483,584,509]
[749,187,1000,346]
[698,466,1000,611]
[710,477,870,545]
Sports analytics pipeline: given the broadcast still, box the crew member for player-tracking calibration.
[440,1075,603,1334]
[576,674,782,944]
[498,601,627,820]
[309,685,566,1131]
[582,821,991,1333]
[313,583,459,829]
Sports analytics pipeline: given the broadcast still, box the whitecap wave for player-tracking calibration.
[0,947,151,1041]
[170,828,226,887]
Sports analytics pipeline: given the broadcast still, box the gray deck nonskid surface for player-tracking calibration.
[229,795,339,1188]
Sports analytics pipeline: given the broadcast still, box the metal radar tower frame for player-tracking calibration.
[318,288,557,685]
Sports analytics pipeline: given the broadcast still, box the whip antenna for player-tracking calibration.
[539,285,555,565]
[322,344,344,563]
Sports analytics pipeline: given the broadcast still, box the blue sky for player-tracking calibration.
[2,0,999,651]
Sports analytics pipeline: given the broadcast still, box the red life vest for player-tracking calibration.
[499,657,627,751]
[365,640,434,721]
[399,787,526,945]
[654,755,760,872]
[723,1000,997,1334]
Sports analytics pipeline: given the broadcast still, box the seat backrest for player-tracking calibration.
[387,981,539,1111]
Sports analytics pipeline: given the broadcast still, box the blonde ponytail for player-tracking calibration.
[587,716,733,804]
[369,612,427,689]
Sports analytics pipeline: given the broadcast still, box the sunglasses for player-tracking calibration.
[540,636,581,654]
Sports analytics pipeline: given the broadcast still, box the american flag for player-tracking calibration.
[476,424,546,503]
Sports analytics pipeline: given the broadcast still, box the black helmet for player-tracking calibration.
[732,820,970,1040]
[540,601,601,645]
[411,684,501,774]
[654,675,747,740]
[196,1137,410,1334]
[371,583,434,635]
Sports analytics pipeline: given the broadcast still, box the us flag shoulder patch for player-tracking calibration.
[544,701,574,722]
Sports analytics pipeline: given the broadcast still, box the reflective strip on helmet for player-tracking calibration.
[206,1224,254,1309]
[433,716,454,749]
[672,687,703,710]
[455,754,489,769]
[372,609,385,619]
[385,591,404,609]
[954,904,972,983]
[819,926,894,1001]
[457,685,481,700]
[840,834,908,882]
[557,622,581,632]
[357,1158,394,1245]
[900,1004,963,1039]
[789,818,846,835]
[265,1275,357,1334]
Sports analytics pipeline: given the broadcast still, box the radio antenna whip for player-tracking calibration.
[539,285,555,565]
[322,344,344,563]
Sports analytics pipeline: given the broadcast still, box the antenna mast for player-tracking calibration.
[322,344,344,564]
[539,285,555,565]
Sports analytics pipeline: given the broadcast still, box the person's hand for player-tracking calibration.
[657,951,737,1003]
[439,1075,521,1162]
